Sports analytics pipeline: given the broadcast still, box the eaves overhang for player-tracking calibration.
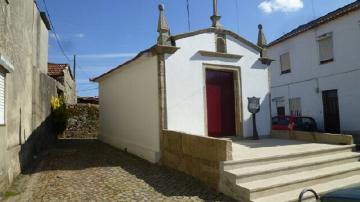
[172,28,262,53]
[90,45,180,83]
[0,54,14,73]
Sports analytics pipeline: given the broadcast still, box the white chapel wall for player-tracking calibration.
[165,32,271,138]
[98,54,160,163]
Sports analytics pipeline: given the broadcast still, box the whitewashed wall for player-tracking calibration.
[268,10,360,134]
[98,54,160,163]
[165,33,271,138]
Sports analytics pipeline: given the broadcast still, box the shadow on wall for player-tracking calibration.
[21,139,235,201]
[190,52,240,63]
[242,93,271,138]
[250,58,268,70]
[18,114,56,173]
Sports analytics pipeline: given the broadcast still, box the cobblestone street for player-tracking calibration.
[1,140,235,202]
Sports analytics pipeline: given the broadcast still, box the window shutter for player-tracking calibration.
[280,52,291,73]
[0,72,4,125]
[318,35,334,63]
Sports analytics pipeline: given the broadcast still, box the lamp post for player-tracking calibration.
[248,97,260,140]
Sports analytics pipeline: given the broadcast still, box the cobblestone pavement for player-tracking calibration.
[2,140,235,202]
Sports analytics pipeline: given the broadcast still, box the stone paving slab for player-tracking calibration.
[232,138,349,160]
[1,140,235,202]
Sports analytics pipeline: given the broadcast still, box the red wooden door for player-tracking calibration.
[206,70,236,137]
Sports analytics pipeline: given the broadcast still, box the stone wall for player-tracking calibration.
[62,66,76,105]
[161,130,232,189]
[59,104,99,139]
[271,130,353,145]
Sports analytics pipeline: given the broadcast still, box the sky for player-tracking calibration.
[35,0,356,97]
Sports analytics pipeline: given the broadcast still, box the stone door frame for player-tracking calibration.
[202,63,243,138]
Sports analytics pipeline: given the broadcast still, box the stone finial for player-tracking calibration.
[257,24,275,65]
[211,0,221,28]
[257,24,267,48]
[157,4,171,46]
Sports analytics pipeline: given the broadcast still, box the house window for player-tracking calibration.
[275,98,286,116]
[280,52,291,74]
[0,70,5,125]
[289,98,302,116]
[317,33,334,64]
[277,107,285,116]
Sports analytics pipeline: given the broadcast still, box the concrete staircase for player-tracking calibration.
[220,144,360,202]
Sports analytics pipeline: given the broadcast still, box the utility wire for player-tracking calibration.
[75,61,92,79]
[235,0,240,34]
[41,0,92,79]
[77,87,99,92]
[186,0,191,31]
[311,0,316,20]
[41,0,71,64]
[77,83,98,85]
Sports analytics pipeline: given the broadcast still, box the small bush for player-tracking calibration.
[51,96,68,135]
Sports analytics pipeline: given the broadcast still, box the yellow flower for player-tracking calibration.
[51,96,62,110]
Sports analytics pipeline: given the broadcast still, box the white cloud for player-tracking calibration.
[258,0,304,13]
[74,33,85,38]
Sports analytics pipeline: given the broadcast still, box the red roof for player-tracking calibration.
[48,63,68,77]
[268,0,360,47]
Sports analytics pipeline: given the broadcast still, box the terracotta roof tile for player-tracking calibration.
[48,63,68,77]
[268,0,360,47]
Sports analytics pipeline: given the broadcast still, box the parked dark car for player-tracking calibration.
[298,187,360,202]
[272,116,318,132]
[321,186,360,202]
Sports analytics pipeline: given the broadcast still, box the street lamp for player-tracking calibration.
[248,97,260,140]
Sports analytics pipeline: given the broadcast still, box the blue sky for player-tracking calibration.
[36,0,356,97]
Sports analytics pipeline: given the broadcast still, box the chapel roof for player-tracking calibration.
[91,2,263,82]
[172,28,261,52]
[90,27,262,82]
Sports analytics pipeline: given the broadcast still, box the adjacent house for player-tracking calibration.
[92,3,273,163]
[0,0,59,191]
[267,1,360,136]
[48,63,77,105]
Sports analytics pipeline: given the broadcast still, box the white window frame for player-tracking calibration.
[0,55,14,126]
[280,52,291,74]
[0,69,5,125]
[317,32,334,65]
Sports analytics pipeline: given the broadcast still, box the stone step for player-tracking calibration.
[253,174,360,202]
[225,151,360,183]
[223,145,355,170]
[239,162,360,200]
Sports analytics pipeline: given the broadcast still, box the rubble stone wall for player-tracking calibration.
[59,104,99,139]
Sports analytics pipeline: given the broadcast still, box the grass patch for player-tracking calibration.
[4,191,19,198]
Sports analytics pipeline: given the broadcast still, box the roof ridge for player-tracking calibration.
[268,0,360,47]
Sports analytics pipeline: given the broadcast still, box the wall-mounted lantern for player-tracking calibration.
[248,97,260,140]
